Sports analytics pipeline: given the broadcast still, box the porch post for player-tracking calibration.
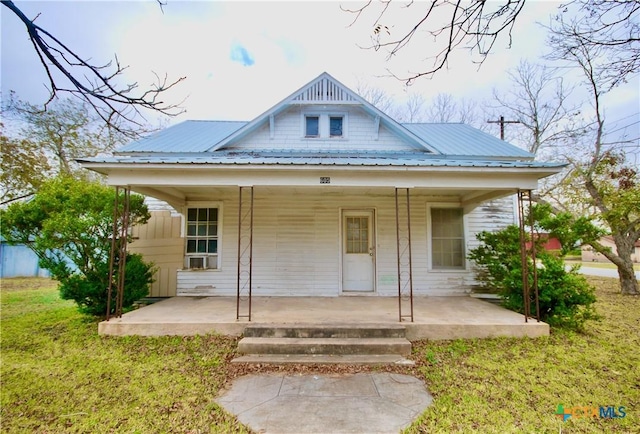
[106,186,130,320]
[236,186,254,321]
[517,189,540,323]
[395,188,414,322]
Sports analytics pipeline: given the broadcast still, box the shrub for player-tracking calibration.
[468,212,599,330]
[1,176,153,317]
[58,253,154,316]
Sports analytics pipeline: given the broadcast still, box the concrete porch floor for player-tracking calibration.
[98,296,548,340]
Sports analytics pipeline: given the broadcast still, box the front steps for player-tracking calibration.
[232,324,414,365]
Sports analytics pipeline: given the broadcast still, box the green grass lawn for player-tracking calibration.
[1,277,638,433]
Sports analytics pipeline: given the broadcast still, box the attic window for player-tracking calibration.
[305,116,319,137]
[329,116,343,137]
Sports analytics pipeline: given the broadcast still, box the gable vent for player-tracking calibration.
[293,78,357,103]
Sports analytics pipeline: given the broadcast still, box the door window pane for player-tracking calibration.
[346,217,368,254]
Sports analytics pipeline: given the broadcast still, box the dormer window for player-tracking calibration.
[329,116,343,137]
[302,112,347,139]
[305,116,320,137]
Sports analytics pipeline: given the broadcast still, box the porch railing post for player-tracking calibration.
[236,186,254,321]
[106,186,130,320]
[517,189,540,323]
[396,188,414,322]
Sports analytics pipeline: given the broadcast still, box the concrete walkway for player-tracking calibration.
[215,372,433,434]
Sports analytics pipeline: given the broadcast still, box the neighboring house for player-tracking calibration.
[525,233,562,253]
[582,236,640,263]
[79,72,563,299]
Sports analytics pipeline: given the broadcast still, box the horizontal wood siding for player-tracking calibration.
[230,106,416,152]
[175,189,517,297]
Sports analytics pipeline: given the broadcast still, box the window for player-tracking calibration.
[329,116,343,137]
[186,208,218,268]
[305,116,319,137]
[302,113,347,138]
[430,208,465,269]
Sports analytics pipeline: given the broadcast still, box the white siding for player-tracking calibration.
[175,189,517,297]
[227,106,417,152]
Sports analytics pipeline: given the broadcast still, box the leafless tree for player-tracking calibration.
[549,0,640,91]
[2,0,185,138]
[492,60,578,157]
[344,0,526,83]
[355,78,396,114]
[345,0,639,86]
[547,28,639,296]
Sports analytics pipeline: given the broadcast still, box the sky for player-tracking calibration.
[1,0,638,148]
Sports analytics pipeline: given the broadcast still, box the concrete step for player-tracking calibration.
[232,354,415,366]
[237,337,412,356]
[243,323,407,339]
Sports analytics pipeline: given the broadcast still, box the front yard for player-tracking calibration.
[1,277,638,433]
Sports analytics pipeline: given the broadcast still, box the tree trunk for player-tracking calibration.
[617,260,639,295]
[613,235,639,295]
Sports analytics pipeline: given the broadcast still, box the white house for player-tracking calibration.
[80,72,563,312]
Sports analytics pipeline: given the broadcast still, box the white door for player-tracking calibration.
[342,210,375,292]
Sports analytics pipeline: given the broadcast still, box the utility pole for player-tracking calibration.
[487,116,520,140]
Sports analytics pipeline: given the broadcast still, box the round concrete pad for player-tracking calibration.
[215,373,433,433]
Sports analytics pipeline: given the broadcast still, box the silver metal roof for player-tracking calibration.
[401,123,533,158]
[81,151,563,169]
[117,120,247,153]
[116,120,533,160]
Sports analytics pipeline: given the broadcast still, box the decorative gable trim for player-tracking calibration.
[292,76,358,104]
[209,72,441,154]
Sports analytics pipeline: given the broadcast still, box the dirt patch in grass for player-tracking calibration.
[0,276,57,291]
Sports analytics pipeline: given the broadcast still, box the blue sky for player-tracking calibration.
[1,0,638,147]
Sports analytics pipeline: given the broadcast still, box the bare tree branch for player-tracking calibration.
[345,0,526,83]
[2,0,186,138]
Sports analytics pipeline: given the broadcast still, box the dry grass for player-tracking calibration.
[1,276,638,433]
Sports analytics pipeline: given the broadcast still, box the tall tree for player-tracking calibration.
[492,60,577,157]
[1,96,123,202]
[547,18,640,295]
[0,125,49,203]
[1,0,184,136]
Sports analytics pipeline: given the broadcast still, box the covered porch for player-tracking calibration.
[98,295,549,340]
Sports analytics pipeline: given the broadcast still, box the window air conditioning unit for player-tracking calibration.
[187,256,207,270]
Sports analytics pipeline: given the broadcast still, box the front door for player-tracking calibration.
[342,210,375,292]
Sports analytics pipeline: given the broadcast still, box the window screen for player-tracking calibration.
[431,208,465,269]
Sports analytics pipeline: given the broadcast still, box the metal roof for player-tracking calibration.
[116,120,533,160]
[117,120,247,153]
[401,123,533,158]
[81,150,563,169]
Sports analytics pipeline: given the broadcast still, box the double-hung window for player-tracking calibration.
[430,207,465,270]
[186,207,218,269]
